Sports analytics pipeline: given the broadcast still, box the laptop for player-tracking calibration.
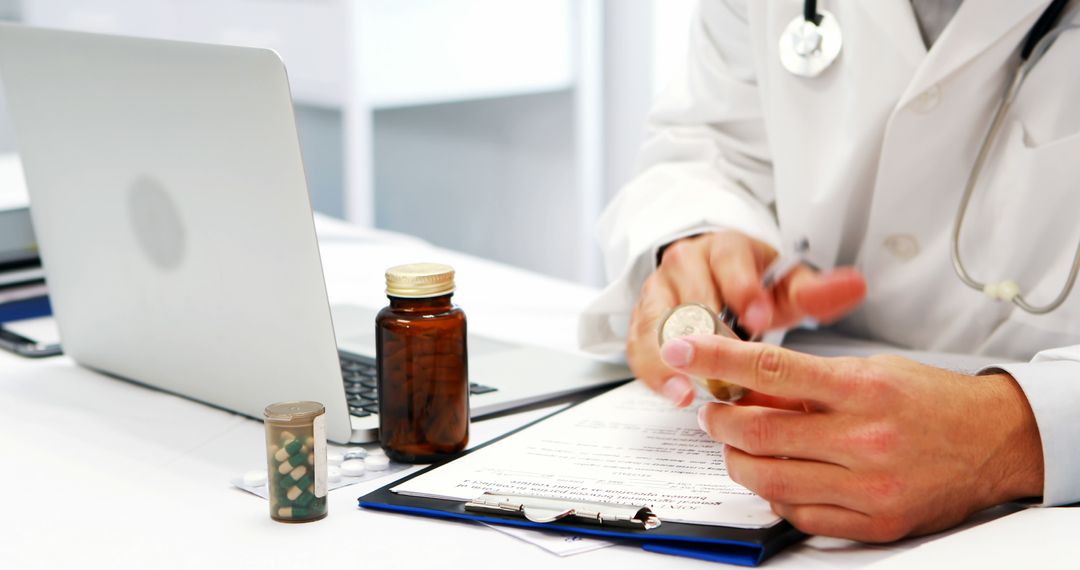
[0,24,630,443]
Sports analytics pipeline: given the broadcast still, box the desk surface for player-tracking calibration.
[0,217,1042,568]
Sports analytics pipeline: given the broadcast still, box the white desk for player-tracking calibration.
[0,217,1048,568]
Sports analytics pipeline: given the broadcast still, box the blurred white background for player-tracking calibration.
[0,0,697,286]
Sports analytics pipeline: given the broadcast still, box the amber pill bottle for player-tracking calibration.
[376,263,469,463]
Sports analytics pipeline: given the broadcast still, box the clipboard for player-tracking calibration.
[358,394,806,566]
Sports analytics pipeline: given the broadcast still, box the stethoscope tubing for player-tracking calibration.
[950,4,1080,314]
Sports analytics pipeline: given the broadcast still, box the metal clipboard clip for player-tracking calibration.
[464,492,661,530]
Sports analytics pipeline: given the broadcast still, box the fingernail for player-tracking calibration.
[661,376,693,405]
[743,300,772,331]
[697,405,712,436]
[661,338,694,368]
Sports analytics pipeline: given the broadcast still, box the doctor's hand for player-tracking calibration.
[661,335,1045,542]
[628,230,866,406]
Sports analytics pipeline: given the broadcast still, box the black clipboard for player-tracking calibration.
[358,395,805,566]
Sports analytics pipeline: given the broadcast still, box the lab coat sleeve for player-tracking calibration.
[990,348,1080,506]
[579,0,781,354]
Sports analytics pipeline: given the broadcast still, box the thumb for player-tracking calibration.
[781,266,866,324]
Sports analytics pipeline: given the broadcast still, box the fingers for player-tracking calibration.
[627,273,696,406]
[633,231,862,405]
[658,237,723,313]
[724,446,860,511]
[723,433,914,541]
[628,275,676,385]
[734,390,807,412]
[661,335,857,406]
[724,446,900,540]
[629,234,733,406]
[776,266,866,325]
[766,502,904,542]
[657,232,866,337]
[699,403,847,463]
[706,234,773,332]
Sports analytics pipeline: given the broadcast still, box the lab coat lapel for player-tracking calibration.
[856,0,926,69]
[897,0,1050,107]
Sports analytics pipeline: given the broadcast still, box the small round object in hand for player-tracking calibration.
[658,303,747,402]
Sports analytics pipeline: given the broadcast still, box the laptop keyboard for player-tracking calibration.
[338,352,498,418]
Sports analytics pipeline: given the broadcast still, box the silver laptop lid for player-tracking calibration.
[0,24,354,441]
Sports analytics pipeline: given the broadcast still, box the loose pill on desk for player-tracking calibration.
[327,465,342,483]
[343,448,367,461]
[364,454,389,471]
[327,452,344,465]
[243,469,268,487]
[340,459,366,477]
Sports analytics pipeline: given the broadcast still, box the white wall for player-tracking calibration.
[371,0,700,285]
[373,91,581,281]
[0,0,700,286]
[0,2,20,153]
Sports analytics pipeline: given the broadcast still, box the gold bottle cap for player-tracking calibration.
[385,262,455,298]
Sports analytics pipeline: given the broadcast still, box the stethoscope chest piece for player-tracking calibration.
[779,9,842,77]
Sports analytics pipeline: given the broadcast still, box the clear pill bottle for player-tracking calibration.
[264,401,328,523]
[376,263,469,463]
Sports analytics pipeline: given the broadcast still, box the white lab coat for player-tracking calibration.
[580,0,1080,506]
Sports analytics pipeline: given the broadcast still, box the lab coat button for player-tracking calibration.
[911,86,941,113]
[884,234,920,260]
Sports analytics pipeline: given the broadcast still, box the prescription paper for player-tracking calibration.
[392,381,781,529]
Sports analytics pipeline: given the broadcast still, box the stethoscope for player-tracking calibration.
[780,0,1080,314]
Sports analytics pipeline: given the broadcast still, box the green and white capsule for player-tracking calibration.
[277,506,313,519]
[279,465,307,487]
[276,460,294,475]
[294,491,315,508]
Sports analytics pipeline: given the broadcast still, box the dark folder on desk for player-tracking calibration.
[358,389,805,567]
